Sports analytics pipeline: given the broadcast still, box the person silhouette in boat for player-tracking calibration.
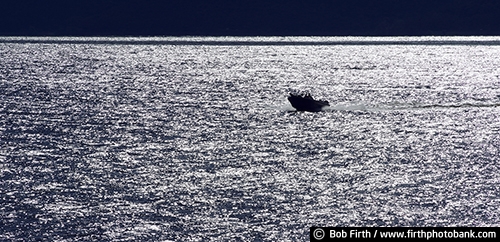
[304,92,313,100]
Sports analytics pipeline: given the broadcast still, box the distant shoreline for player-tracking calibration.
[2,36,500,46]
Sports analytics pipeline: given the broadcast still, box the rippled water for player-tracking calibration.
[1,37,500,241]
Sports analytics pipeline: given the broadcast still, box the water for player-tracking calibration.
[1,37,500,241]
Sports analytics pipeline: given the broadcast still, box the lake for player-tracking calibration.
[1,36,499,241]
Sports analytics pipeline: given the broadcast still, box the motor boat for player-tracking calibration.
[287,91,330,112]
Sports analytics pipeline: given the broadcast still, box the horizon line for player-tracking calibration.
[2,36,500,46]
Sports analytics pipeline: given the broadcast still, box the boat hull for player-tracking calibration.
[288,94,329,112]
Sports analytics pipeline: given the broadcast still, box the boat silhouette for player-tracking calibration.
[287,91,330,112]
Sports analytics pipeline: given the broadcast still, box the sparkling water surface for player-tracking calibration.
[1,37,500,241]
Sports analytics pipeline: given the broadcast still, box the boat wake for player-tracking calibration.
[324,102,500,112]
[412,102,500,109]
